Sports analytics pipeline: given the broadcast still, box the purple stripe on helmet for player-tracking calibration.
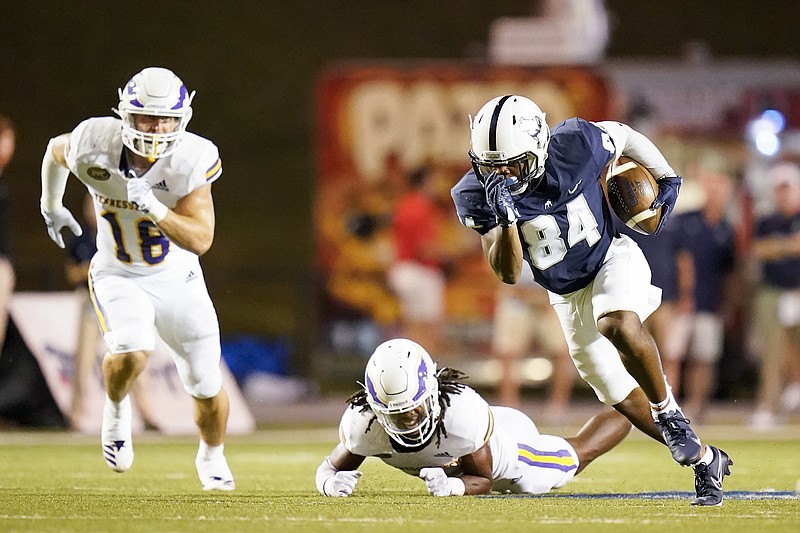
[126,82,144,107]
[411,356,428,401]
[171,85,188,110]
[365,376,386,407]
[518,456,577,472]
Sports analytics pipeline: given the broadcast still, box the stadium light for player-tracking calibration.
[747,109,785,157]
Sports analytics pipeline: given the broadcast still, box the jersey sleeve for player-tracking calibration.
[190,141,222,188]
[450,170,497,235]
[594,120,676,179]
[200,143,222,185]
[444,387,494,450]
[338,405,381,456]
[65,117,116,173]
[168,135,223,194]
[547,118,614,195]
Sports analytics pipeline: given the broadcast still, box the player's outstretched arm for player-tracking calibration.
[40,134,82,248]
[316,443,366,497]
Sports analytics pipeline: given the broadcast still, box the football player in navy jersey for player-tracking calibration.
[451,95,732,506]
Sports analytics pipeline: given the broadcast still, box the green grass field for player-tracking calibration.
[1,425,798,532]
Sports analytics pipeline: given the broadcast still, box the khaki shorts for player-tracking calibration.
[663,312,723,363]
[388,261,445,322]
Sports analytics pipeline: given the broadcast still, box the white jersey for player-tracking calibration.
[65,116,222,275]
[339,386,579,493]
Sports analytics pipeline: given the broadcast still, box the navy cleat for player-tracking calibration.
[655,410,702,466]
[691,446,733,506]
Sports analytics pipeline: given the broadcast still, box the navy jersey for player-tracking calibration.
[672,210,735,312]
[755,211,800,289]
[452,118,617,294]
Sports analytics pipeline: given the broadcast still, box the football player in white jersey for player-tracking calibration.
[39,67,233,491]
[316,338,632,497]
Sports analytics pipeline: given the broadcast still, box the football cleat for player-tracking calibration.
[655,410,702,466]
[196,452,235,491]
[102,440,134,473]
[101,396,134,472]
[691,446,733,506]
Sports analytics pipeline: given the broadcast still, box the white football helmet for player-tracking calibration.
[114,67,195,160]
[364,338,441,446]
[469,94,550,195]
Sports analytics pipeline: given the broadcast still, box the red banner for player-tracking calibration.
[314,64,610,355]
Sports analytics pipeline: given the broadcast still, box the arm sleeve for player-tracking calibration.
[594,121,677,179]
[40,137,70,211]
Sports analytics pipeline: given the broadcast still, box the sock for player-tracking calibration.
[693,445,714,467]
[198,440,224,460]
[105,395,125,414]
[102,395,131,439]
[650,388,680,419]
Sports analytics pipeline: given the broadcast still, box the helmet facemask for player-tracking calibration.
[469,150,541,195]
[114,67,195,161]
[368,382,440,446]
[364,339,442,447]
[469,95,550,196]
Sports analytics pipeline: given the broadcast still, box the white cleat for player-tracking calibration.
[102,439,134,472]
[101,396,133,472]
[196,452,235,491]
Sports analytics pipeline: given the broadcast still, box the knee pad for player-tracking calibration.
[171,337,223,399]
[104,326,156,354]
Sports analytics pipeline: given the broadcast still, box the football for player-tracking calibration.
[606,156,662,235]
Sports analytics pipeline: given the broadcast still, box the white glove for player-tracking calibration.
[419,467,465,497]
[126,176,168,222]
[40,205,82,249]
[322,470,362,497]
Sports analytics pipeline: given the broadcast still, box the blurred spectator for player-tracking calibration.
[66,194,158,432]
[661,169,737,422]
[388,166,448,354]
[750,162,800,430]
[0,114,16,351]
[491,263,575,416]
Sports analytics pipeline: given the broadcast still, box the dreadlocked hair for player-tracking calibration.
[345,366,469,446]
[432,367,468,445]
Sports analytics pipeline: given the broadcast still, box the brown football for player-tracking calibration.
[606,156,662,235]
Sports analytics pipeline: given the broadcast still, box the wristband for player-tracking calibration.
[146,200,169,223]
[447,477,466,496]
[321,475,335,497]
[315,457,338,495]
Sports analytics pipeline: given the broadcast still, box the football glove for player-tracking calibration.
[40,205,82,249]
[651,175,682,235]
[419,467,465,497]
[322,470,362,497]
[484,171,519,227]
[126,172,168,222]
